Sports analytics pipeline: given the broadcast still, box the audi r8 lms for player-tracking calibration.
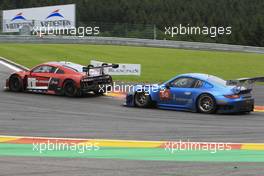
[5,61,119,97]
[125,73,264,114]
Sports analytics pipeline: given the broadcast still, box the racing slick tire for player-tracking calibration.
[9,75,23,92]
[197,94,217,114]
[93,83,112,96]
[134,92,152,108]
[63,80,79,97]
[93,90,105,96]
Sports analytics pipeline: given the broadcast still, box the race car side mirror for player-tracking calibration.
[165,83,171,89]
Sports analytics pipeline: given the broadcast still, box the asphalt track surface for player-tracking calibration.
[0,63,264,176]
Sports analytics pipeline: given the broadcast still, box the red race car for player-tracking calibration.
[5,61,118,97]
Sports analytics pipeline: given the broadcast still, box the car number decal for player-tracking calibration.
[27,78,37,88]
[159,89,171,100]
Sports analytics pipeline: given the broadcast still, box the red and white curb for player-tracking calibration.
[1,135,264,150]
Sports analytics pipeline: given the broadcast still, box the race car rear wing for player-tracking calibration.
[226,77,264,89]
[83,63,119,76]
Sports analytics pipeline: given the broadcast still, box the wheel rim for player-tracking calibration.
[65,83,75,95]
[137,93,147,105]
[199,96,214,112]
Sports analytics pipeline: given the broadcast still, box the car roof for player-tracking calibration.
[176,73,228,87]
[44,61,84,72]
[44,61,82,67]
[178,73,211,80]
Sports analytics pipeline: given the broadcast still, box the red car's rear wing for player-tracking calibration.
[83,63,119,76]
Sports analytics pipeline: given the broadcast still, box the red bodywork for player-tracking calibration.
[6,62,113,95]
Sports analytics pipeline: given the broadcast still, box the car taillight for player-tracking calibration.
[224,94,240,99]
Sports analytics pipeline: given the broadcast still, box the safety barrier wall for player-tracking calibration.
[0,35,264,54]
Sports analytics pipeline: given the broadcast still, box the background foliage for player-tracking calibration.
[0,0,264,46]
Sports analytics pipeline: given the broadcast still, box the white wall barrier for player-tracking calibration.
[0,35,264,54]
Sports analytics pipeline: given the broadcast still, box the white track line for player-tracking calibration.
[0,60,21,72]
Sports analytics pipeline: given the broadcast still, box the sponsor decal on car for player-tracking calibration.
[159,89,171,100]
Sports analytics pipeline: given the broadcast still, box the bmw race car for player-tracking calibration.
[125,73,264,114]
[5,61,118,97]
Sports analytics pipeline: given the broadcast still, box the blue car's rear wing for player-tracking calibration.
[227,77,264,89]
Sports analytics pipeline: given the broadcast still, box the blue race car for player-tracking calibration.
[125,73,264,114]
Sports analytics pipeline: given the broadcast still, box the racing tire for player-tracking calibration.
[197,94,217,114]
[134,92,152,108]
[93,90,105,96]
[63,80,79,97]
[9,75,23,92]
[93,83,112,96]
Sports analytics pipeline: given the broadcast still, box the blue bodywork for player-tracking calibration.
[125,73,254,113]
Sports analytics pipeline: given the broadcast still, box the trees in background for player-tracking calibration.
[0,0,263,46]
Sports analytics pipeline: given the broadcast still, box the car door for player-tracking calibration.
[159,77,203,109]
[27,65,57,90]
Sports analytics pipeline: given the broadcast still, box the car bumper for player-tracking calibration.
[80,76,113,92]
[217,98,254,113]
[124,93,135,106]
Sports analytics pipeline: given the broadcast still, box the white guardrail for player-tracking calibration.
[0,35,264,54]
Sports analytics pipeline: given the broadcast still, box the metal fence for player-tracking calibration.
[83,22,158,40]
[1,16,159,39]
[1,17,264,51]
[1,35,264,54]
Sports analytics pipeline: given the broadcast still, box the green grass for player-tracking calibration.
[1,143,264,162]
[0,43,263,82]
